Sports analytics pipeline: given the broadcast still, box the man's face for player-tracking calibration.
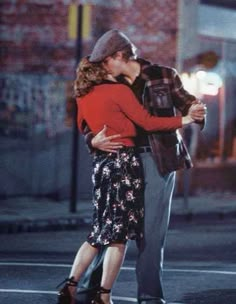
[102,54,124,77]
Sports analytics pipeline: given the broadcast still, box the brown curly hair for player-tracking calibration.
[74,57,108,97]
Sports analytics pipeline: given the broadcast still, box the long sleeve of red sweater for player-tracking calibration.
[113,84,182,131]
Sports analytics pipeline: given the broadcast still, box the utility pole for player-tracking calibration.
[219,40,227,162]
[69,4,83,213]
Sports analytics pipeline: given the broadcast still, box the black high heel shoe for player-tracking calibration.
[91,286,111,304]
[57,277,78,304]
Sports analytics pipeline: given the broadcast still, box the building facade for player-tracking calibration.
[1,0,236,199]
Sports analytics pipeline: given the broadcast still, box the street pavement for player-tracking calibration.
[0,191,236,303]
[0,218,236,304]
[1,190,236,233]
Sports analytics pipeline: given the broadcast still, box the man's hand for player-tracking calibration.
[91,125,123,153]
[188,103,207,121]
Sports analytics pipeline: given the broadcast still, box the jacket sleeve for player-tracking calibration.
[171,69,205,130]
[115,85,182,131]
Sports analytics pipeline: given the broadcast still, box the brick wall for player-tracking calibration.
[100,0,178,66]
[0,1,75,77]
[1,0,179,78]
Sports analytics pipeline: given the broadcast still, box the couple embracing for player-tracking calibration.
[57,29,206,304]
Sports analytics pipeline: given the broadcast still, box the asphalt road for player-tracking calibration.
[0,218,236,304]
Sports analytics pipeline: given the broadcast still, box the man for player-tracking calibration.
[78,29,206,304]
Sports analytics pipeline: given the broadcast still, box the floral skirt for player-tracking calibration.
[87,147,144,247]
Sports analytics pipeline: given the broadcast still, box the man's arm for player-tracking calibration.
[82,123,96,153]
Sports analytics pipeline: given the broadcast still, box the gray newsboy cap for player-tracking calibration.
[89,29,132,62]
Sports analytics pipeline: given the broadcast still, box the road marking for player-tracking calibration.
[113,296,137,302]
[165,268,236,275]
[0,262,70,268]
[123,266,236,276]
[0,289,137,302]
[0,289,57,295]
[1,262,236,276]
[121,266,135,271]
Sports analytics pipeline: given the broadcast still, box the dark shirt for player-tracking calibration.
[131,75,150,147]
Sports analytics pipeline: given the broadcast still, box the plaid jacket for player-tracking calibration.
[82,58,204,176]
[137,58,204,175]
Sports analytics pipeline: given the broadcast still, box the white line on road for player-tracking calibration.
[0,289,57,295]
[123,266,236,276]
[1,262,236,276]
[0,262,70,268]
[165,268,236,276]
[0,289,137,302]
[113,296,137,302]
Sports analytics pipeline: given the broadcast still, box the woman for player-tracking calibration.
[57,57,203,304]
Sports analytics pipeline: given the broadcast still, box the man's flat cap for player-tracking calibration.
[89,29,132,62]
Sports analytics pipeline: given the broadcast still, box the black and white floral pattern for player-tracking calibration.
[87,148,144,247]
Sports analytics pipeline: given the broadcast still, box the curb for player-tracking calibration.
[0,216,91,234]
[170,211,236,225]
[0,211,236,234]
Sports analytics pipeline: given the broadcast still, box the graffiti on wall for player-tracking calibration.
[0,73,69,138]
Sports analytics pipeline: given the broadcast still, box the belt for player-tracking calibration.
[137,146,151,153]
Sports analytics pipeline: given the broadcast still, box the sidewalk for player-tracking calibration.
[1,191,236,233]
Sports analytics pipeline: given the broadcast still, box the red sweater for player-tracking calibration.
[77,83,182,146]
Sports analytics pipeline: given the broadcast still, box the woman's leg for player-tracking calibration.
[69,241,99,281]
[58,241,99,303]
[65,241,98,298]
[100,243,127,303]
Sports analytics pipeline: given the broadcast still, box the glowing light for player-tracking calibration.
[201,84,219,96]
[196,70,207,79]
[181,71,223,97]
[181,73,198,95]
[199,72,223,96]
[204,72,223,87]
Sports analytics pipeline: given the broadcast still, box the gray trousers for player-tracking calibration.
[77,152,175,303]
[136,152,176,302]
